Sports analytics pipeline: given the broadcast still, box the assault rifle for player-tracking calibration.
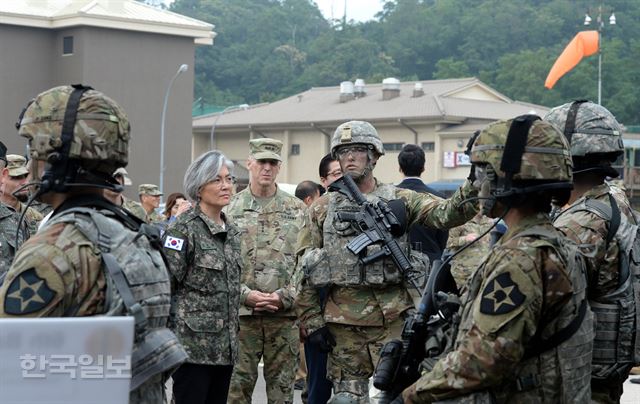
[372,255,459,403]
[328,174,412,274]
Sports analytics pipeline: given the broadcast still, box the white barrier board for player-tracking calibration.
[0,316,134,404]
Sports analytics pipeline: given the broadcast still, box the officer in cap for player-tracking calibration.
[0,85,186,402]
[0,154,44,235]
[294,121,477,403]
[226,137,306,404]
[0,142,29,278]
[138,183,164,223]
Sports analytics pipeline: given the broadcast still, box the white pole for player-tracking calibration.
[160,63,188,200]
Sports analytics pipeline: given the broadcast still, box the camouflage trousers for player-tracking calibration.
[228,316,299,404]
[326,319,404,403]
[130,373,166,404]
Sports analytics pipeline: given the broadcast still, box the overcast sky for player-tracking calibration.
[314,0,384,22]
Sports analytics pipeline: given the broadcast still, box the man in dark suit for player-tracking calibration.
[396,144,448,261]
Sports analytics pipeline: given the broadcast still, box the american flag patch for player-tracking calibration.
[164,236,184,251]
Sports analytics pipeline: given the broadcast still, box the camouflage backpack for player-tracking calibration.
[555,191,640,375]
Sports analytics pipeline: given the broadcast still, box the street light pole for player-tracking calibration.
[160,63,188,199]
[209,104,249,149]
[584,4,616,105]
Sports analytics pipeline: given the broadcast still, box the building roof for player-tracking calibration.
[0,0,214,45]
[193,77,549,131]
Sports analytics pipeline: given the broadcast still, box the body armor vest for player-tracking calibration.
[305,184,428,288]
[554,193,640,380]
[456,227,593,403]
[47,207,187,391]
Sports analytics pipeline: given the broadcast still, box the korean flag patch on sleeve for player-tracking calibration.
[164,236,185,251]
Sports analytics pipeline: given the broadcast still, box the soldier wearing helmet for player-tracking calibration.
[546,101,637,404]
[0,85,186,402]
[396,115,594,403]
[295,120,478,403]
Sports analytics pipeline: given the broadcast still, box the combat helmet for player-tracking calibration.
[544,100,624,159]
[470,114,573,198]
[330,120,385,159]
[17,84,130,193]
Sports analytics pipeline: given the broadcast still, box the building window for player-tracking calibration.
[291,144,300,155]
[63,36,74,55]
[383,142,404,152]
[422,142,435,152]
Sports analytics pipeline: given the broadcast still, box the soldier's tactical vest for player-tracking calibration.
[47,207,187,391]
[455,228,593,403]
[554,193,640,380]
[305,184,428,288]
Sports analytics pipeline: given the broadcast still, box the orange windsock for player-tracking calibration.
[545,30,599,89]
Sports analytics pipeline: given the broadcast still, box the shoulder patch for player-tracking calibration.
[4,268,56,315]
[164,236,184,251]
[480,272,526,315]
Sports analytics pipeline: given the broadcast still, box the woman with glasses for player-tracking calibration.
[162,150,241,404]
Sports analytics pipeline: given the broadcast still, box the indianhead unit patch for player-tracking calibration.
[4,268,57,315]
[480,272,526,315]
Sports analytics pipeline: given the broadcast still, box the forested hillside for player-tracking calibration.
[170,0,640,124]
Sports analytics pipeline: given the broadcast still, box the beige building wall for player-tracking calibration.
[193,121,478,187]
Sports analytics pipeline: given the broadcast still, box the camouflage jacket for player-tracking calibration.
[30,200,53,216]
[402,213,590,403]
[163,206,241,366]
[225,186,305,317]
[295,179,477,333]
[121,197,147,222]
[552,183,635,298]
[146,209,165,225]
[0,203,29,277]
[16,201,44,236]
[446,214,494,288]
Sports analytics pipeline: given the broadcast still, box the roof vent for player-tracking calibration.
[354,78,366,98]
[382,77,400,100]
[412,82,424,98]
[340,81,355,103]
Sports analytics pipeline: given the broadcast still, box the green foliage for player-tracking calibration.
[170,0,640,124]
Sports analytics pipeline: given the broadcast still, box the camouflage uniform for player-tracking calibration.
[226,185,305,404]
[545,101,635,403]
[0,202,29,277]
[401,116,593,403]
[30,200,53,216]
[446,214,494,288]
[296,180,476,400]
[401,214,593,403]
[122,197,147,222]
[0,85,186,403]
[16,200,44,236]
[162,205,241,366]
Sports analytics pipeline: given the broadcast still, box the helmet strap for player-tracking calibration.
[497,114,540,196]
[563,99,588,143]
[40,84,92,194]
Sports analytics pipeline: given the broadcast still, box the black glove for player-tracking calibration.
[307,326,336,353]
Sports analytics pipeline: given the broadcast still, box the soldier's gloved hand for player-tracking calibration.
[307,326,336,353]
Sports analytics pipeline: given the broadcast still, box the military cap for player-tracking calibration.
[139,183,162,196]
[113,167,132,186]
[6,154,29,177]
[250,138,282,161]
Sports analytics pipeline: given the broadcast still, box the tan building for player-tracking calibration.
[192,78,549,186]
[0,1,214,199]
